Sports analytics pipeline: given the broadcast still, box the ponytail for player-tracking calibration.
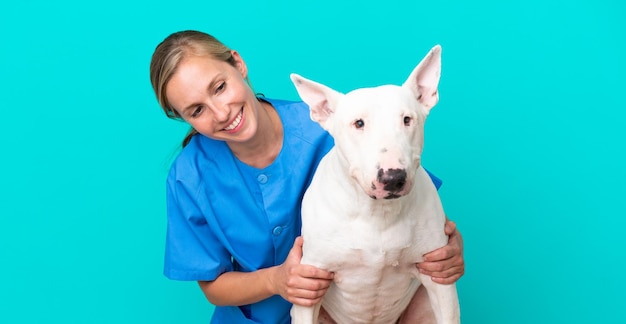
[182,128,198,148]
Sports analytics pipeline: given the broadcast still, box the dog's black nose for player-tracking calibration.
[378,168,407,192]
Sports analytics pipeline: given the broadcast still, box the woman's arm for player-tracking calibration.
[198,237,334,306]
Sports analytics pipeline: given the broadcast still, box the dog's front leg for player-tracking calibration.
[416,272,460,324]
[290,302,322,324]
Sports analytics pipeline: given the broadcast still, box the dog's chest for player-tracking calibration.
[307,211,423,272]
[312,217,422,323]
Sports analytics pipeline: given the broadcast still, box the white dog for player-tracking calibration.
[289,45,460,324]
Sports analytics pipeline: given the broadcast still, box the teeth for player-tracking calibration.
[224,110,243,131]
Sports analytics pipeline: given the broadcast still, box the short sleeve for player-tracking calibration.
[163,170,233,281]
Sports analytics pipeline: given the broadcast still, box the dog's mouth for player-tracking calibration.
[369,190,406,200]
[368,190,407,200]
[383,193,402,200]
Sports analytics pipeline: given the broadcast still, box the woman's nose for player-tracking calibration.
[210,104,230,122]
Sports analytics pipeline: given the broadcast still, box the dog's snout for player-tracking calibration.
[377,168,407,192]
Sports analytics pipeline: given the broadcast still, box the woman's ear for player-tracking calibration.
[231,50,248,79]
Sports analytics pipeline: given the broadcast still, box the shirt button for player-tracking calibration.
[272,226,283,236]
[257,174,268,184]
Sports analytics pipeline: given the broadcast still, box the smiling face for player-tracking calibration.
[165,52,262,143]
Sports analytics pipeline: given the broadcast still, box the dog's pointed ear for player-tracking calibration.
[290,73,342,129]
[403,45,442,112]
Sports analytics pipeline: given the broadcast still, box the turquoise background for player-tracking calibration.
[1,0,624,323]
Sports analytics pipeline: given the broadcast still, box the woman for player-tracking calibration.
[149,30,464,323]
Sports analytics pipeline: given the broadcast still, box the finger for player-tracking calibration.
[430,272,463,285]
[286,278,333,306]
[419,263,464,279]
[424,231,464,262]
[417,259,454,273]
[417,252,463,273]
[419,268,464,286]
[298,264,335,280]
[287,284,325,303]
[293,236,304,252]
[444,220,456,236]
[422,245,455,262]
[417,260,444,273]
[430,263,465,284]
[287,237,304,262]
[287,278,333,294]
[416,253,465,274]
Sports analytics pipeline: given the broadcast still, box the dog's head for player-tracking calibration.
[291,45,442,200]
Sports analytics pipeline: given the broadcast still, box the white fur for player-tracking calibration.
[290,45,460,324]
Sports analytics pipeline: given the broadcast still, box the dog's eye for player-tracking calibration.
[354,119,365,129]
[403,116,412,126]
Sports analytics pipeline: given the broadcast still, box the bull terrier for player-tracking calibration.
[289,45,460,324]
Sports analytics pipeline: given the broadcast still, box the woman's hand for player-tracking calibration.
[271,236,334,306]
[416,219,465,284]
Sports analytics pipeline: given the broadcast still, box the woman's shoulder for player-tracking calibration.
[167,135,229,183]
[262,97,309,116]
[262,97,329,141]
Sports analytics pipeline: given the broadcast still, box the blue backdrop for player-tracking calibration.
[1,0,624,323]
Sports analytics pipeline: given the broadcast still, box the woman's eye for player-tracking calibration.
[354,119,365,129]
[191,106,203,118]
[215,82,226,93]
[403,116,412,126]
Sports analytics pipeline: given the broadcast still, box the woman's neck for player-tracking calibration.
[228,100,284,169]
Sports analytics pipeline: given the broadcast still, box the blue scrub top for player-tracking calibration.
[163,98,442,323]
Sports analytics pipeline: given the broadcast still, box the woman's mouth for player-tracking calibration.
[223,108,244,132]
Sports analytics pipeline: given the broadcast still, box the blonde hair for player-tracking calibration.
[149,30,237,147]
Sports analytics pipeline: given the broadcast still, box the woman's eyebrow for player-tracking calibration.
[180,75,223,114]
